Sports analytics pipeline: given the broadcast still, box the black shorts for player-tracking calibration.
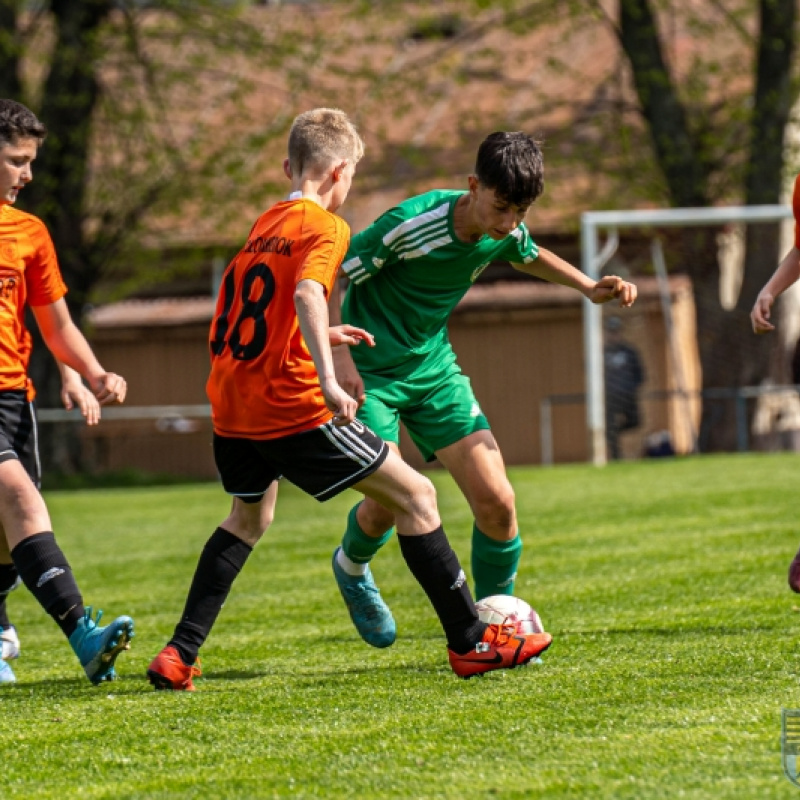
[0,390,41,488]
[213,418,389,503]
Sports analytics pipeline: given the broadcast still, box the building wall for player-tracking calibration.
[82,321,216,478]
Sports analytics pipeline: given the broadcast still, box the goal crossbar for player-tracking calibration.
[579,204,795,466]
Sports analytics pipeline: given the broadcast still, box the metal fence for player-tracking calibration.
[539,383,800,465]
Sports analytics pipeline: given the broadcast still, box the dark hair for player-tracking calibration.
[0,100,47,148]
[474,131,544,207]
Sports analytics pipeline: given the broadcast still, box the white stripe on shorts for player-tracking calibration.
[28,401,41,484]
[320,420,380,467]
[335,423,381,462]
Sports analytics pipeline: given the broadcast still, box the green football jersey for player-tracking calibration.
[340,190,539,374]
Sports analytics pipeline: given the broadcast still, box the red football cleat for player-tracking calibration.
[448,623,552,679]
[147,645,202,691]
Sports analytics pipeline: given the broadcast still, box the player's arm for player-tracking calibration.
[751,246,800,334]
[511,247,637,307]
[329,326,375,348]
[31,298,127,405]
[57,361,101,425]
[295,278,358,426]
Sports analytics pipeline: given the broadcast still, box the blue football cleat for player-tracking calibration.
[0,624,20,661]
[0,626,16,685]
[0,657,15,685]
[332,548,396,648]
[69,607,134,684]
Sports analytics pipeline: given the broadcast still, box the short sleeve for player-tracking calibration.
[297,208,350,296]
[25,217,67,306]
[498,223,539,265]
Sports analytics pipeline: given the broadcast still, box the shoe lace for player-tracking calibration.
[82,606,103,631]
[483,622,517,648]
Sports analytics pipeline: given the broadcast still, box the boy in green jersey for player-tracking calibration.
[330,131,637,648]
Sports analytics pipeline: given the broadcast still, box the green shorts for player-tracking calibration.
[356,352,490,462]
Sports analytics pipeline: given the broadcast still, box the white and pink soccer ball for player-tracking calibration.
[475,594,544,635]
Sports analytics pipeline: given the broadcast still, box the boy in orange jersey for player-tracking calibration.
[0,362,105,682]
[751,172,800,593]
[147,108,552,690]
[0,99,134,685]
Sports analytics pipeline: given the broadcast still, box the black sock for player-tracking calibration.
[169,527,253,665]
[397,527,486,654]
[0,562,18,628]
[11,532,84,637]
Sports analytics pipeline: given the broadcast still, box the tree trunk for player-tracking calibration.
[618,0,709,208]
[24,1,113,476]
[692,249,782,452]
[0,1,22,99]
[700,0,797,451]
[619,0,797,452]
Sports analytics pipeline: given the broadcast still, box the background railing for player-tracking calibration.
[539,384,800,465]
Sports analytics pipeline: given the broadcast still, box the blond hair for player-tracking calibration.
[287,108,364,177]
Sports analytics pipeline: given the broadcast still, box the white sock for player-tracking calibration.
[336,548,368,576]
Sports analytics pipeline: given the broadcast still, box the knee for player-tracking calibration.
[412,475,438,510]
[400,474,439,523]
[473,483,516,535]
[224,502,273,547]
[230,523,267,549]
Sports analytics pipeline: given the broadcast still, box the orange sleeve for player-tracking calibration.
[24,215,67,306]
[0,208,67,398]
[296,205,350,294]
[793,174,800,250]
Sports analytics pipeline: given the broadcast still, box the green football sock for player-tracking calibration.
[341,503,394,564]
[471,525,523,600]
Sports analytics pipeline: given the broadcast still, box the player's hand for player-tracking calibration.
[61,380,101,425]
[589,276,637,307]
[329,324,375,348]
[321,380,358,426]
[751,293,776,334]
[332,345,367,408]
[91,372,127,405]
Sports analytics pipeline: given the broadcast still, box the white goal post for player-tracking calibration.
[580,204,795,466]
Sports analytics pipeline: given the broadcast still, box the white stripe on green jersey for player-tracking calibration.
[383,203,451,260]
[341,189,538,374]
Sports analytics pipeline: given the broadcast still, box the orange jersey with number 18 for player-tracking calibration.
[207,198,350,439]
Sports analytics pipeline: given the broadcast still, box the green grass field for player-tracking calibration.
[3,453,800,798]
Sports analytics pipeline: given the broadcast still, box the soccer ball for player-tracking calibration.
[475,594,544,635]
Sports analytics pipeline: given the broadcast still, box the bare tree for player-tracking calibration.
[0,0,270,472]
[358,1,800,452]
[617,0,797,450]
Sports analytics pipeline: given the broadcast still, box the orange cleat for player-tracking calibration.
[448,624,552,679]
[147,645,202,691]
